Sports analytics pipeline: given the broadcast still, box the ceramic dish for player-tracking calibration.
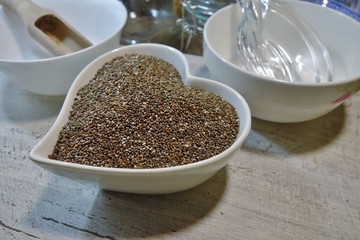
[302,0,360,21]
[203,0,360,122]
[0,0,127,95]
[29,44,252,194]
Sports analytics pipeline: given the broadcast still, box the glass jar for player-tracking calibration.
[178,0,235,55]
[120,0,182,49]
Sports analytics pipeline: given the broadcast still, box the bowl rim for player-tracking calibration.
[0,0,128,63]
[302,0,360,22]
[29,43,252,175]
[203,0,360,87]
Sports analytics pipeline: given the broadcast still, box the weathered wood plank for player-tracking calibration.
[1,55,359,240]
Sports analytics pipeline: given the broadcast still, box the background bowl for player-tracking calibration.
[302,0,360,21]
[0,0,127,95]
[29,44,252,194]
[203,0,360,122]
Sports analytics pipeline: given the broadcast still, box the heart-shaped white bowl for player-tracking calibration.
[29,43,252,194]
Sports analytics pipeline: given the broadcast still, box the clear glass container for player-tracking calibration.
[178,0,235,55]
[120,0,182,49]
[235,0,333,83]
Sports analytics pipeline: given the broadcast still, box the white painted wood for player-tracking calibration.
[1,54,359,240]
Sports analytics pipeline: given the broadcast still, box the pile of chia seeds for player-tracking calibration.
[49,54,239,169]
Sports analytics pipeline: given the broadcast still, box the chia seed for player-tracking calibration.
[49,54,239,169]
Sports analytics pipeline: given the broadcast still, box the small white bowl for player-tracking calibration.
[0,0,127,95]
[203,0,360,122]
[29,44,252,194]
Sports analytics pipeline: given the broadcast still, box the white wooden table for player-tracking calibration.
[1,54,359,240]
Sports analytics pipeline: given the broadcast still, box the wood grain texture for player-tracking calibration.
[1,54,359,240]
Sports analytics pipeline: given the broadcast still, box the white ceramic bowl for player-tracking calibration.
[203,0,360,122]
[303,0,360,20]
[0,0,127,95]
[29,44,252,194]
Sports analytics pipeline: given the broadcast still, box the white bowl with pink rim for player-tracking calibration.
[203,0,360,122]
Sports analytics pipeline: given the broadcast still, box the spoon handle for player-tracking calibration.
[0,0,51,25]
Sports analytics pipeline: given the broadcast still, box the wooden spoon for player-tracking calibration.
[0,0,92,56]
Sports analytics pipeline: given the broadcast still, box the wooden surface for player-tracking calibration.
[1,54,360,240]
